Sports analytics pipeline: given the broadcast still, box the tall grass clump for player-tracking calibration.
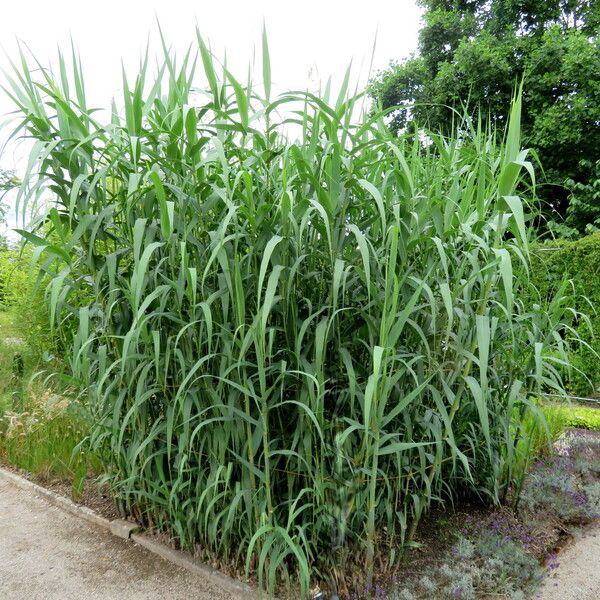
[3,32,577,596]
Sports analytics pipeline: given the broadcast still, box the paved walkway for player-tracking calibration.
[0,478,243,600]
[3,469,598,600]
[536,526,600,600]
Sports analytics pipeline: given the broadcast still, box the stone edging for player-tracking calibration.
[130,532,258,597]
[0,466,262,599]
[0,466,111,530]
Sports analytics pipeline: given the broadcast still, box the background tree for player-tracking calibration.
[370,0,600,236]
[0,168,19,191]
[0,168,19,227]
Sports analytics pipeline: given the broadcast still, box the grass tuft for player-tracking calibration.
[2,34,580,596]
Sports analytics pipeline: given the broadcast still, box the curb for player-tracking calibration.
[0,467,111,530]
[0,466,262,599]
[131,532,259,598]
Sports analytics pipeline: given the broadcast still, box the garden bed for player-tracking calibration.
[2,423,599,599]
[380,428,600,600]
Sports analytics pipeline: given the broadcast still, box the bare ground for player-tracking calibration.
[0,477,244,600]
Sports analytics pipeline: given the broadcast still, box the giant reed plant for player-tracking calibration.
[3,32,576,596]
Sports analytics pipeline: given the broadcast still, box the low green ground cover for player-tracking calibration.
[542,402,600,432]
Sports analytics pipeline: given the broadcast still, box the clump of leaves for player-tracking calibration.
[583,482,600,512]
[520,461,597,523]
[3,31,579,597]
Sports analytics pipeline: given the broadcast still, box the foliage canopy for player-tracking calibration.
[370,0,600,236]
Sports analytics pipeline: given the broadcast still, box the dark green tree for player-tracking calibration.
[370,0,600,236]
[0,169,20,226]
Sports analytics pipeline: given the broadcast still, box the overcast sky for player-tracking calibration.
[0,0,422,233]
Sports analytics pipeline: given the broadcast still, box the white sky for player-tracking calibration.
[0,0,422,233]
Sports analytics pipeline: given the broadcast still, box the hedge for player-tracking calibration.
[527,233,600,395]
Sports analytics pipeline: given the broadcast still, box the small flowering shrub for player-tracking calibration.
[583,481,600,512]
[390,431,600,600]
[392,526,543,600]
[566,432,600,476]
[520,460,598,522]
[520,431,600,524]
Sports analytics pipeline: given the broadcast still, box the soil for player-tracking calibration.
[398,503,485,573]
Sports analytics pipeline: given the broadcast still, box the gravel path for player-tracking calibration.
[536,525,600,600]
[0,478,243,600]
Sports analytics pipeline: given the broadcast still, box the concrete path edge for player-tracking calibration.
[0,467,262,599]
[0,467,110,530]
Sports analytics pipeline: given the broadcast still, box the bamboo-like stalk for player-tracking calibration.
[3,31,578,597]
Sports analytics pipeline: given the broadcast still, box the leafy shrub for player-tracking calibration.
[0,245,28,308]
[0,242,97,497]
[3,36,577,595]
[524,233,600,395]
[553,159,600,239]
[0,245,56,360]
[0,266,55,422]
